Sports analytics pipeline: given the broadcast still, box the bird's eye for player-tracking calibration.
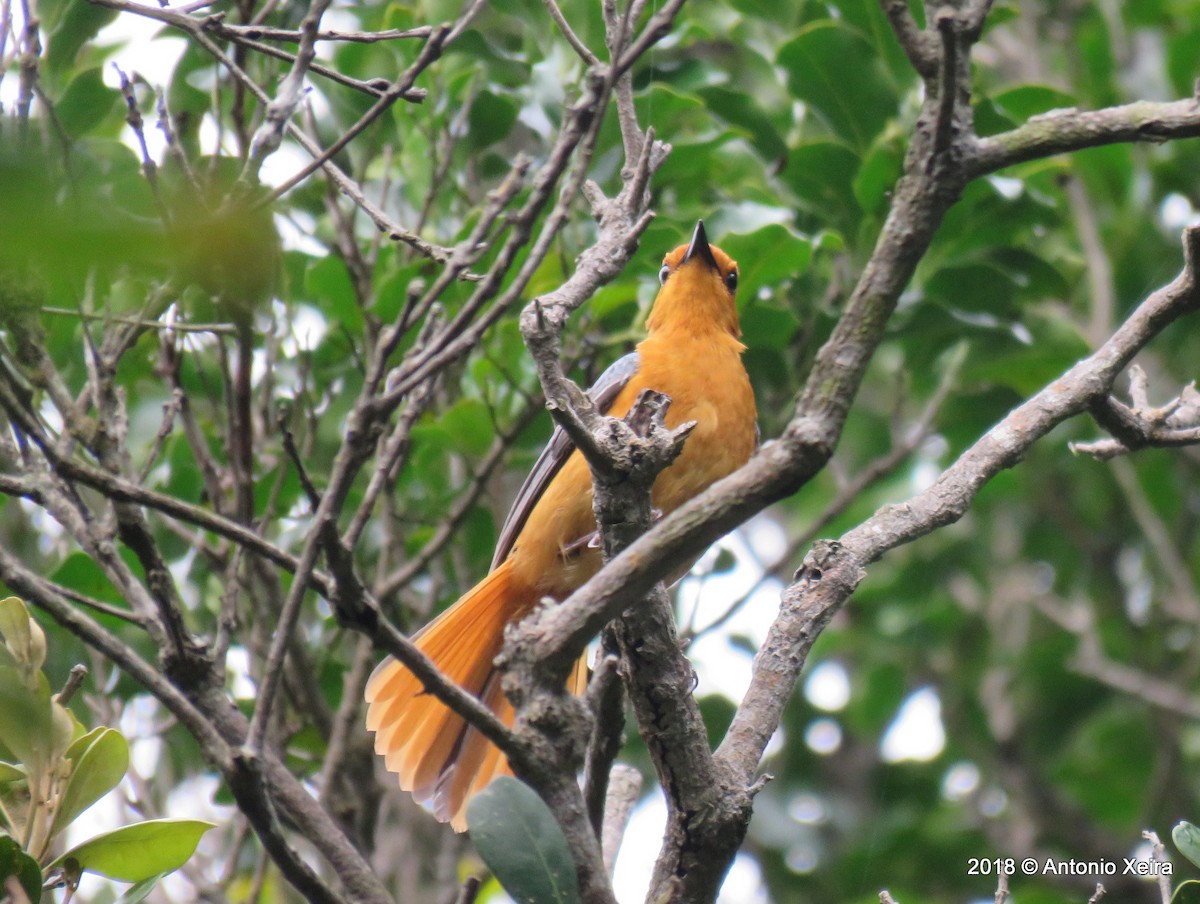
[659,264,670,285]
[725,268,739,292]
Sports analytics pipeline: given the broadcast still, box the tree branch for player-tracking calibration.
[716,225,1200,787]
[968,96,1200,177]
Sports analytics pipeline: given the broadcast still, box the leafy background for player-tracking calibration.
[2,0,1200,901]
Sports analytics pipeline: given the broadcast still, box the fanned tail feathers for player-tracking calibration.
[365,559,591,831]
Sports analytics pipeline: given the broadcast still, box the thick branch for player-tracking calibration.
[968,97,1200,177]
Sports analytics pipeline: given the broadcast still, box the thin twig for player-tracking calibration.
[215,22,432,42]
[544,0,598,64]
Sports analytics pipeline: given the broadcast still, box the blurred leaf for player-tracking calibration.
[697,85,787,162]
[778,21,897,151]
[1173,880,1200,904]
[780,141,861,224]
[853,130,905,213]
[741,304,801,352]
[0,598,46,679]
[43,0,116,80]
[962,311,1088,396]
[56,68,119,139]
[50,819,216,882]
[467,89,519,149]
[1175,821,1200,870]
[719,224,812,303]
[170,187,281,311]
[1053,702,1155,827]
[0,834,42,904]
[467,776,579,904]
[927,264,1019,315]
[0,666,53,772]
[306,256,361,331]
[992,85,1077,123]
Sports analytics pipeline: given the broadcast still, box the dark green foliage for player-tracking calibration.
[468,777,579,904]
[3,0,1200,902]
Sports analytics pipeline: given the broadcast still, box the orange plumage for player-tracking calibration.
[365,221,757,830]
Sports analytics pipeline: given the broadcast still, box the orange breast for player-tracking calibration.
[507,330,756,602]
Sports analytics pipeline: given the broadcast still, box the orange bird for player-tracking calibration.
[365,221,758,830]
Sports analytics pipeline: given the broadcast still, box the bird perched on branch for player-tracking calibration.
[365,220,758,830]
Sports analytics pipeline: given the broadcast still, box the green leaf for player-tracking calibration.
[0,597,46,678]
[927,263,1019,315]
[56,69,119,140]
[778,21,897,151]
[467,776,579,904]
[0,834,42,904]
[1174,821,1200,870]
[305,255,361,331]
[116,872,166,904]
[0,762,24,783]
[741,304,801,352]
[43,0,116,80]
[50,553,124,609]
[696,85,787,162]
[963,312,1089,396]
[0,666,53,770]
[718,224,812,303]
[439,398,494,457]
[50,819,215,882]
[780,141,861,223]
[991,84,1076,123]
[50,728,130,839]
[853,129,905,213]
[1174,880,1200,904]
[467,89,518,150]
[634,85,709,136]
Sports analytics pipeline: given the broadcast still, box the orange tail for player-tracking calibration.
[364,558,589,831]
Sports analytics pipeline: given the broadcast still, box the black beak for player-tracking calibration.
[682,219,719,271]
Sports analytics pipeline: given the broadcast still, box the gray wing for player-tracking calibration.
[491,352,641,569]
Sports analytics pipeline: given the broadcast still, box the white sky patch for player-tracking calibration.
[277,207,328,257]
[788,791,826,825]
[715,202,793,236]
[226,645,257,699]
[20,499,64,554]
[282,303,331,355]
[160,773,239,901]
[260,140,321,192]
[612,793,667,902]
[910,433,948,493]
[718,853,770,904]
[95,14,188,163]
[97,14,188,88]
[804,717,842,756]
[762,725,785,760]
[1127,839,1157,878]
[745,514,787,562]
[786,841,819,874]
[120,694,165,776]
[681,517,788,705]
[1161,192,1199,230]
[881,686,946,762]
[804,660,850,711]
[942,760,981,800]
[987,174,1024,200]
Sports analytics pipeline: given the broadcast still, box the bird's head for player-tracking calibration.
[647,220,741,339]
